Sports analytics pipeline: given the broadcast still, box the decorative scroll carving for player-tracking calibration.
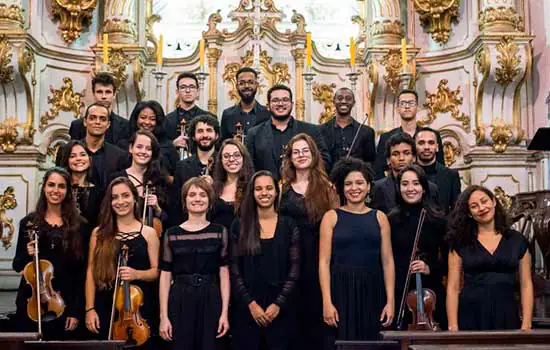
[0,117,19,153]
[380,50,402,94]
[40,77,85,131]
[204,10,222,37]
[312,83,337,124]
[0,3,25,29]
[494,186,512,211]
[0,186,16,250]
[103,18,136,38]
[414,0,460,44]
[443,141,461,167]
[19,47,34,76]
[145,11,161,59]
[50,0,97,44]
[495,36,521,86]
[489,118,513,153]
[290,10,306,36]
[479,6,524,32]
[420,79,471,132]
[107,49,131,88]
[222,50,290,103]
[0,35,14,84]
[133,56,144,101]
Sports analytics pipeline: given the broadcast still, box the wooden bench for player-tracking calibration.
[24,340,126,350]
[0,333,39,350]
[380,330,550,350]
[335,340,400,350]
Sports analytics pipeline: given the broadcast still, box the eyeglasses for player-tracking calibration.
[237,80,256,87]
[222,152,242,160]
[399,101,417,108]
[291,148,311,156]
[178,85,198,91]
[271,98,291,105]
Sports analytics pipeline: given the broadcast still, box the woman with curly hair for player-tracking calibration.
[210,138,255,231]
[446,185,533,331]
[319,158,394,345]
[279,133,338,348]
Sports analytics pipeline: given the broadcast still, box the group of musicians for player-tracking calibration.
[11,67,534,350]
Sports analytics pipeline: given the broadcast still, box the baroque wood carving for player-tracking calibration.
[495,36,521,86]
[50,0,97,44]
[312,83,337,124]
[0,186,17,250]
[0,35,14,84]
[40,77,85,131]
[414,0,460,44]
[420,79,471,132]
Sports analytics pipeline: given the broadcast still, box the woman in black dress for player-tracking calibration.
[57,140,104,229]
[12,167,87,339]
[319,158,394,344]
[279,133,338,348]
[230,170,300,350]
[388,165,447,330]
[159,177,230,349]
[446,185,533,331]
[85,177,160,345]
[210,138,254,230]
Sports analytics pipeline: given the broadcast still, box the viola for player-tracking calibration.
[110,245,150,346]
[22,222,66,331]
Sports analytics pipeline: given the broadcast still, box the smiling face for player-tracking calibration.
[44,172,68,206]
[68,144,90,173]
[236,71,258,104]
[111,183,135,217]
[399,170,424,204]
[468,190,496,225]
[253,175,277,209]
[193,121,218,152]
[136,107,157,132]
[343,171,370,204]
[185,184,210,214]
[129,134,153,166]
[290,139,312,170]
[84,105,110,137]
[221,143,243,175]
[333,88,355,117]
[268,89,293,121]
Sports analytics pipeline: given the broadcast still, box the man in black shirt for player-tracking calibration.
[164,72,209,154]
[415,127,461,213]
[220,67,270,142]
[321,87,375,166]
[374,89,444,180]
[68,73,129,149]
[245,84,331,179]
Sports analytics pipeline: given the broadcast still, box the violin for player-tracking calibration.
[110,245,150,346]
[179,119,190,161]
[233,121,245,144]
[143,185,163,236]
[396,209,439,331]
[22,222,66,333]
[203,156,214,177]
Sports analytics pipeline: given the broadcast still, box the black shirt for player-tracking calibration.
[164,105,210,141]
[89,145,107,188]
[69,112,130,149]
[271,118,295,172]
[321,117,376,166]
[220,101,271,141]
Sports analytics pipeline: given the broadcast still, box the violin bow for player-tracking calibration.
[108,249,123,340]
[345,112,370,159]
[30,224,42,338]
[142,186,149,223]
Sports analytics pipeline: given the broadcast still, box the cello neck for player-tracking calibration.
[415,272,425,320]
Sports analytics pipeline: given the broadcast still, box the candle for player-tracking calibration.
[401,38,407,68]
[350,37,356,67]
[157,34,163,65]
[306,32,312,68]
[199,39,205,68]
[102,33,108,65]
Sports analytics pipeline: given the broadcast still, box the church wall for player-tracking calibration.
[529,0,550,131]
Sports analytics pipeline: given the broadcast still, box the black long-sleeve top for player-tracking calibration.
[229,216,300,311]
[13,214,89,319]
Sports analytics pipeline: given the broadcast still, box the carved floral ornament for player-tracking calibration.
[494,186,513,211]
[443,140,461,167]
[40,77,85,131]
[475,118,524,153]
[312,83,337,124]
[495,36,521,86]
[50,0,97,44]
[414,0,460,44]
[0,35,14,84]
[419,79,471,132]
[479,6,524,32]
[0,117,19,153]
[380,50,402,94]
[0,3,25,29]
[0,186,17,250]
[107,49,131,88]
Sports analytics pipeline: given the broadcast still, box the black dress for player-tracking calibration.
[12,214,87,340]
[327,209,384,343]
[160,223,228,350]
[279,187,327,349]
[72,184,104,229]
[210,198,235,231]
[229,216,300,350]
[456,230,528,330]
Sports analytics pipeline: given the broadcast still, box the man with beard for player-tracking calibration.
[169,114,219,226]
[164,72,210,154]
[220,67,270,142]
[245,84,330,179]
[415,127,461,213]
[373,89,444,180]
[370,133,439,214]
[321,87,375,165]
[68,73,129,149]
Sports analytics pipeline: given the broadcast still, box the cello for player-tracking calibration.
[396,209,439,331]
[22,221,66,334]
[109,245,150,346]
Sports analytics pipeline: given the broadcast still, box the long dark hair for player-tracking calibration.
[446,185,511,251]
[33,167,84,260]
[238,171,280,256]
[94,177,140,290]
[212,139,255,214]
[57,140,94,184]
[128,100,167,139]
[389,164,444,223]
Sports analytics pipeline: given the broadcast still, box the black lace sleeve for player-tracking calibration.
[220,226,229,267]
[12,215,32,273]
[159,227,173,272]
[229,220,254,305]
[274,219,300,309]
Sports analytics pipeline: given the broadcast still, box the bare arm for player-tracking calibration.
[159,270,172,320]
[519,251,534,330]
[446,251,462,331]
[319,210,337,307]
[85,229,98,310]
[138,226,160,281]
[219,266,230,317]
[378,211,395,310]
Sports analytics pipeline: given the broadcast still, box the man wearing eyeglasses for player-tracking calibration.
[245,84,331,179]
[164,72,210,153]
[373,89,444,180]
[220,67,271,142]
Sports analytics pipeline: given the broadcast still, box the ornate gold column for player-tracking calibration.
[0,0,24,32]
[207,47,222,115]
[291,48,305,121]
[369,0,403,46]
[479,0,524,33]
[103,0,138,44]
